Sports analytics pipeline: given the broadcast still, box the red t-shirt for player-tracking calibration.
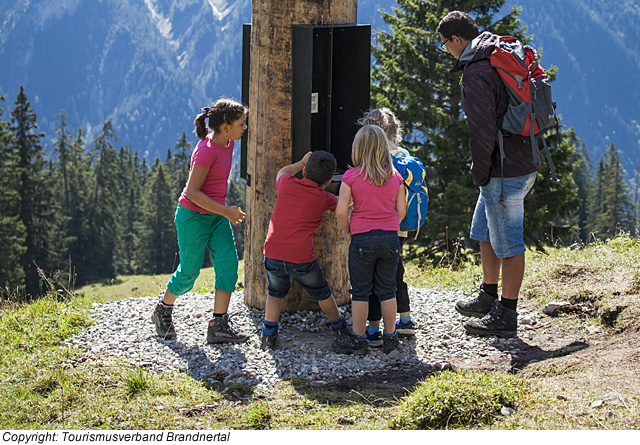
[178,138,234,213]
[341,167,403,235]
[263,174,338,263]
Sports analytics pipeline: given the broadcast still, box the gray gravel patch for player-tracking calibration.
[66,287,543,389]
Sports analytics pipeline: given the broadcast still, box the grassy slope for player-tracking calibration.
[1,236,639,429]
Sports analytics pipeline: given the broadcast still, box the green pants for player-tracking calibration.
[167,205,238,295]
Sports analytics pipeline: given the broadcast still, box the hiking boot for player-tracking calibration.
[332,333,368,355]
[152,302,176,340]
[395,319,416,336]
[260,325,279,351]
[464,300,517,338]
[365,328,383,347]
[206,314,249,344]
[382,331,399,354]
[455,289,497,318]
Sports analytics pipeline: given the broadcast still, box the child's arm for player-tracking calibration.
[275,151,312,183]
[395,184,407,223]
[336,182,352,234]
[186,165,246,225]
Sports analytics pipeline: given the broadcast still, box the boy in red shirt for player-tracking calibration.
[261,150,357,352]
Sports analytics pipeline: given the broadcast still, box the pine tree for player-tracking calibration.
[371,0,580,258]
[137,159,177,274]
[0,95,26,294]
[167,130,192,199]
[567,133,593,242]
[587,144,634,238]
[10,86,63,296]
[81,119,120,283]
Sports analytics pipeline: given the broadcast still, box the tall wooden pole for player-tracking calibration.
[244,0,357,313]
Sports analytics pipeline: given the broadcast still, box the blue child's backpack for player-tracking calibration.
[392,152,429,239]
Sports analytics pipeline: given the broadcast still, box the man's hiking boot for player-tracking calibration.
[206,314,249,344]
[395,319,416,336]
[365,328,383,347]
[455,289,497,318]
[463,300,517,338]
[152,301,177,340]
[260,325,279,351]
[382,331,399,354]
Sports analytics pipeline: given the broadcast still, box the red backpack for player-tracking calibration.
[490,36,559,181]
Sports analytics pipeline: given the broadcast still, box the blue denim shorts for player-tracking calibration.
[348,230,400,303]
[470,173,536,259]
[263,257,332,301]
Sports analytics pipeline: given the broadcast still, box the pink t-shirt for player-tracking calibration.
[178,138,234,214]
[341,167,403,235]
[263,174,338,264]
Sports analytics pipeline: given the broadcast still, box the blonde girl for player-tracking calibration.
[335,125,407,354]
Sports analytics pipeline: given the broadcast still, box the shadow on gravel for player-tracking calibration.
[488,337,590,373]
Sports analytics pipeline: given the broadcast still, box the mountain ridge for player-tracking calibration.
[1,0,637,179]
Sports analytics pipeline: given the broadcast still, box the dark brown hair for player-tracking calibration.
[194,98,246,140]
[304,151,337,186]
[436,11,480,41]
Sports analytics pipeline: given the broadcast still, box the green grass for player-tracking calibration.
[75,263,245,302]
[388,370,528,429]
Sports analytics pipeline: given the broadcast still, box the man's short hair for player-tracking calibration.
[304,151,337,186]
[436,11,480,41]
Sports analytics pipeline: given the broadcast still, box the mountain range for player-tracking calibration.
[0,0,638,179]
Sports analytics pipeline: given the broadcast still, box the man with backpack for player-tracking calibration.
[436,11,540,337]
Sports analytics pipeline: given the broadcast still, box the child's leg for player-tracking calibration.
[207,216,239,314]
[351,300,369,336]
[317,296,340,323]
[165,207,214,301]
[380,297,398,335]
[265,295,284,323]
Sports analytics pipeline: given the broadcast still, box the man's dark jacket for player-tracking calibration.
[454,32,540,187]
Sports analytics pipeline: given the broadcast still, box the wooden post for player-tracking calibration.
[243,0,356,313]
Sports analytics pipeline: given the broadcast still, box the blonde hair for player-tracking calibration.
[358,108,402,146]
[351,125,394,187]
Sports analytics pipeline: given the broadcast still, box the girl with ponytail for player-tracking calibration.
[152,98,249,344]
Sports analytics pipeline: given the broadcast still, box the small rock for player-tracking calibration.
[542,302,572,317]
[587,325,602,334]
[520,313,540,326]
[500,406,515,416]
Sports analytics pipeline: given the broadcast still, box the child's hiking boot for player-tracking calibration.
[463,301,517,338]
[455,288,497,318]
[332,331,368,355]
[365,327,383,347]
[260,325,279,351]
[382,331,399,354]
[206,314,249,344]
[152,301,176,340]
[395,319,416,336]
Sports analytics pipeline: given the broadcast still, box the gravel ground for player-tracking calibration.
[66,287,547,390]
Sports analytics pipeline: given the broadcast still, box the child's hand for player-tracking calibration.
[301,151,312,166]
[225,205,247,225]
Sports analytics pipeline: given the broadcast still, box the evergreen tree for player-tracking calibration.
[371,0,579,258]
[114,146,142,275]
[10,86,62,296]
[0,95,26,294]
[587,144,634,238]
[81,119,120,283]
[137,159,177,274]
[567,133,593,242]
[167,130,192,199]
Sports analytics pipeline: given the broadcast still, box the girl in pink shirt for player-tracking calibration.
[152,98,249,344]
[336,125,407,355]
